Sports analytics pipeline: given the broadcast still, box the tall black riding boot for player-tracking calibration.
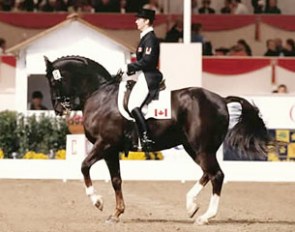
[131,107,154,152]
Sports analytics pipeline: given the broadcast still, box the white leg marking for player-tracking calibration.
[196,194,220,225]
[85,186,104,209]
[186,182,203,217]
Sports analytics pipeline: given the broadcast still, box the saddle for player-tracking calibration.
[123,79,166,115]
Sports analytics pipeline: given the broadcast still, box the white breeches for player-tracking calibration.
[128,72,149,112]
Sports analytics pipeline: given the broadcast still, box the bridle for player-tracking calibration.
[52,69,72,115]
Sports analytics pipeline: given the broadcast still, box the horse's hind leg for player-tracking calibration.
[195,154,224,225]
[186,173,209,218]
[104,152,125,223]
[81,140,105,210]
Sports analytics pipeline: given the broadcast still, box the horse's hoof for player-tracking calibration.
[187,204,200,218]
[195,216,209,225]
[92,196,103,211]
[105,215,120,224]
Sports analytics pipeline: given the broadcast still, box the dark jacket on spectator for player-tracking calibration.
[198,7,215,14]
[264,50,280,56]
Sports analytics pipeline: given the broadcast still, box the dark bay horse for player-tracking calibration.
[44,55,269,225]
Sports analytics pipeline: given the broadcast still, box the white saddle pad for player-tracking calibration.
[118,81,171,121]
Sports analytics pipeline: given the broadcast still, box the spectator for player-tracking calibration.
[274,37,284,56]
[30,91,48,110]
[214,47,230,56]
[93,0,120,12]
[220,0,232,14]
[228,44,248,56]
[282,39,295,57]
[191,23,204,43]
[275,84,288,94]
[80,0,94,12]
[165,18,183,43]
[237,39,252,56]
[264,39,280,56]
[125,0,146,13]
[232,0,249,14]
[39,0,54,12]
[143,0,161,13]
[1,0,15,11]
[191,0,198,14]
[0,38,6,55]
[54,0,68,11]
[252,0,265,14]
[264,0,281,14]
[203,41,213,56]
[198,0,215,14]
[18,0,36,11]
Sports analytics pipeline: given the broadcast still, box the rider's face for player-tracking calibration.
[136,18,149,31]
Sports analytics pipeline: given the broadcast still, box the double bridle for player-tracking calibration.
[52,69,72,115]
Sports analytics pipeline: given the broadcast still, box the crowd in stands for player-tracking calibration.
[0,0,283,14]
[0,0,160,13]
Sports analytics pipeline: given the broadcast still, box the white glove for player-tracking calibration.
[121,65,128,73]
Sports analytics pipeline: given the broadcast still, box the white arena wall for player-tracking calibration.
[1,96,295,182]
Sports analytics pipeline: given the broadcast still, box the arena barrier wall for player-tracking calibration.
[1,96,295,182]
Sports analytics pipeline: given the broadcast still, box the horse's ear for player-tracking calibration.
[44,56,51,67]
[44,56,53,77]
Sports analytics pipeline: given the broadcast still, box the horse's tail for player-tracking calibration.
[225,96,270,160]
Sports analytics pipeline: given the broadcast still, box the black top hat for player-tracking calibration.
[136,9,156,22]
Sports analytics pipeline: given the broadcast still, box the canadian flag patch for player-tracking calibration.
[154,108,168,117]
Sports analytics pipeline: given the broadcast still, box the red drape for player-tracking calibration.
[202,57,271,75]
[277,59,295,72]
[261,15,295,31]
[1,13,295,32]
[0,56,16,67]
[0,12,168,30]
[192,15,256,31]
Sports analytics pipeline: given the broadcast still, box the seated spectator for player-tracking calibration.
[191,23,204,43]
[1,0,15,11]
[165,18,183,43]
[198,0,215,14]
[220,0,232,14]
[264,0,281,14]
[264,39,280,56]
[282,39,295,57]
[39,0,54,12]
[143,0,161,13]
[203,41,213,56]
[125,0,146,13]
[54,0,68,11]
[191,0,198,14]
[251,0,265,14]
[214,47,230,56]
[30,91,48,110]
[93,0,120,12]
[228,44,248,56]
[80,0,94,12]
[18,0,36,11]
[237,39,252,56]
[273,84,288,94]
[232,0,249,14]
[0,38,6,55]
[274,37,284,56]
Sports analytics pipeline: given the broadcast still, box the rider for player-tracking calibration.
[122,8,163,150]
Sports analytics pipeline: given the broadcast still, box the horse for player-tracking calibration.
[44,55,269,225]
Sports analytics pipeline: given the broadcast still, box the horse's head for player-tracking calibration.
[44,55,116,116]
[44,56,82,116]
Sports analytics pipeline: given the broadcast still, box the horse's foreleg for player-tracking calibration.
[104,153,125,223]
[196,160,224,225]
[81,141,105,210]
[186,173,209,218]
